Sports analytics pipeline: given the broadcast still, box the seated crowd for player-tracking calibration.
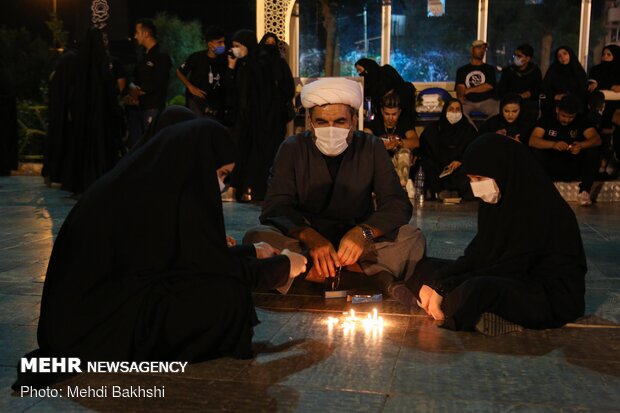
[14,28,617,390]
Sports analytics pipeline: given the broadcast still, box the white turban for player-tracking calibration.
[301,78,363,110]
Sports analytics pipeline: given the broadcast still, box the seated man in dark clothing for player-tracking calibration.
[243,78,426,294]
[497,44,542,122]
[364,92,420,192]
[456,40,499,119]
[529,95,602,206]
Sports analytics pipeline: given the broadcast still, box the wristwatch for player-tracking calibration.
[360,225,374,241]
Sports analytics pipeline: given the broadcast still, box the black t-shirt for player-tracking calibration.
[456,63,496,102]
[133,43,172,110]
[367,115,415,140]
[178,51,227,111]
[497,64,542,102]
[536,114,592,144]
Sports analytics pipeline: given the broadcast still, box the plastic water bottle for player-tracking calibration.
[414,166,425,206]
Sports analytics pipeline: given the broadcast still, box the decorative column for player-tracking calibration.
[477,0,488,61]
[381,0,392,65]
[256,0,297,44]
[578,0,592,68]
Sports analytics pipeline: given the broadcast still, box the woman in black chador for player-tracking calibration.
[419,98,477,200]
[478,94,533,145]
[61,27,124,194]
[541,46,588,117]
[391,135,586,335]
[13,119,306,389]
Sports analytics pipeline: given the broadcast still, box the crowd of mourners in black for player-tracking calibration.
[8,18,620,391]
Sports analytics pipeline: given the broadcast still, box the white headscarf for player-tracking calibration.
[301,78,363,110]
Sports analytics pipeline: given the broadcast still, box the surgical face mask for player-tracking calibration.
[513,56,525,66]
[231,47,243,58]
[214,45,226,55]
[313,125,350,156]
[217,174,226,192]
[446,112,462,125]
[470,178,501,204]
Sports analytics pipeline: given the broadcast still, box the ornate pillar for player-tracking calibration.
[256,0,297,44]
[381,0,392,65]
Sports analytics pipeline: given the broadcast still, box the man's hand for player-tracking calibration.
[227,54,237,70]
[612,85,620,93]
[254,242,280,258]
[520,91,532,99]
[122,95,139,106]
[281,249,308,278]
[188,84,207,99]
[337,227,366,267]
[383,137,401,151]
[129,84,145,99]
[447,160,462,171]
[303,232,340,277]
[553,141,570,151]
[569,142,583,155]
[496,128,507,136]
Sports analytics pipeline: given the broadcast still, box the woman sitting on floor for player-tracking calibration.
[390,134,586,335]
[419,98,477,201]
[478,94,534,145]
[13,119,307,390]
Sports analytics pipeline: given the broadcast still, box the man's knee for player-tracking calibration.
[242,225,277,244]
[243,225,301,253]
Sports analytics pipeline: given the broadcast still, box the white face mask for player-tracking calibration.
[470,178,501,204]
[217,175,226,192]
[313,125,350,156]
[446,112,462,125]
[231,47,243,58]
[513,56,525,66]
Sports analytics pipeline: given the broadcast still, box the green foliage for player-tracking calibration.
[46,12,68,50]
[0,26,55,101]
[168,94,186,107]
[16,100,47,160]
[152,13,205,101]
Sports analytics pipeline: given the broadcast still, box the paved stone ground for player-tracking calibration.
[1,176,619,412]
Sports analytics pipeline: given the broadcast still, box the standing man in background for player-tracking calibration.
[176,26,229,124]
[125,18,171,148]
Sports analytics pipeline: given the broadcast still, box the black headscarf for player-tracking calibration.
[478,94,532,143]
[232,29,258,57]
[37,119,240,361]
[461,134,586,271]
[355,58,415,118]
[542,46,588,102]
[130,105,197,152]
[589,44,620,90]
[420,99,477,166]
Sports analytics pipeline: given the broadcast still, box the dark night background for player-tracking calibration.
[0,0,257,44]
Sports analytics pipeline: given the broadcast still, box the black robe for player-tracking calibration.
[260,131,412,247]
[478,99,533,145]
[412,135,586,331]
[15,119,290,389]
[61,28,124,194]
[42,49,78,183]
[130,104,197,152]
[541,46,588,115]
[0,68,18,175]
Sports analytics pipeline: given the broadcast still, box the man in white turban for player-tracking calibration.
[244,77,425,295]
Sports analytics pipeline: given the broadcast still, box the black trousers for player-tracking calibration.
[419,158,474,199]
[532,147,601,192]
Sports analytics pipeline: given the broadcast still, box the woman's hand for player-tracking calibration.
[281,249,308,278]
[418,284,433,311]
[226,235,236,247]
[254,242,280,258]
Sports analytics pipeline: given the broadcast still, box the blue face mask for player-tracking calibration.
[214,45,226,55]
